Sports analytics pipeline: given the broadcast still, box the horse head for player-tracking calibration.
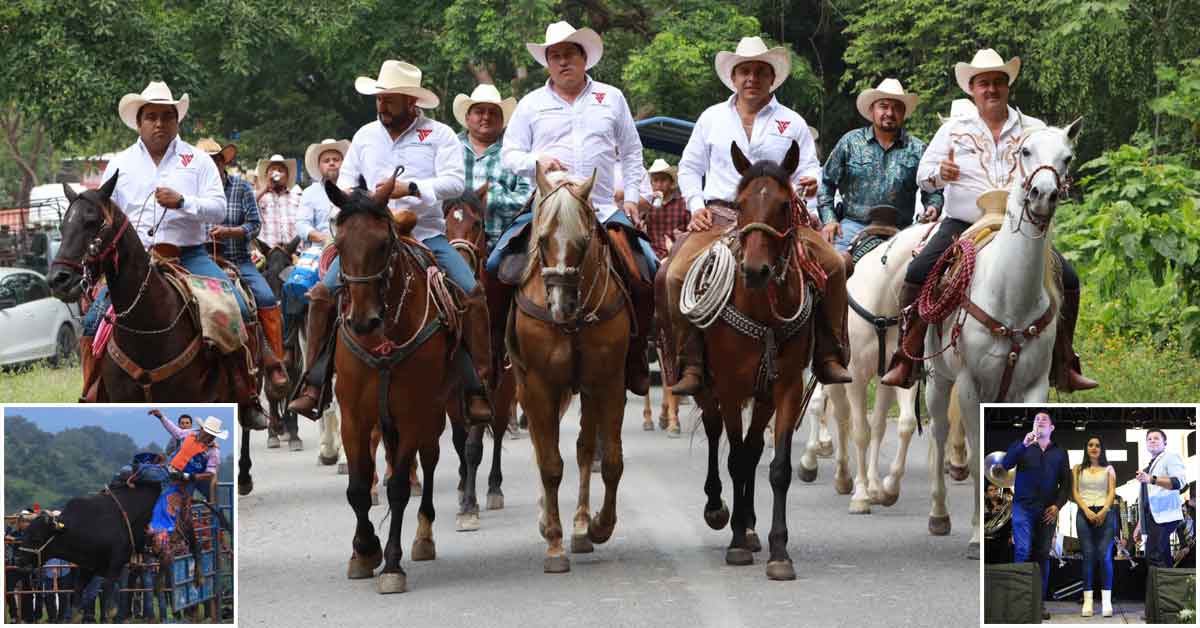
[15,511,66,568]
[445,182,489,271]
[731,140,800,290]
[528,163,596,323]
[48,173,123,302]
[1009,117,1082,236]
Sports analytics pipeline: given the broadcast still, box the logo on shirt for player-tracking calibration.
[593,92,606,104]
[417,129,433,142]
[774,120,791,134]
[180,153,194,167]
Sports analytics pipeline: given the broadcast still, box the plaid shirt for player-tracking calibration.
[644,191,690,259]
[818,126,944,228]
[256,187,300,248]
[460,133,532,249]
[205,174,260,264]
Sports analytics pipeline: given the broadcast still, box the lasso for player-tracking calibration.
[680,239,737,329]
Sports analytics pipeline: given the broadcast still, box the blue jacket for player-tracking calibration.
[1002,438,1072,510]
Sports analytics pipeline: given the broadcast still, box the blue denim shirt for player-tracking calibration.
[818,126,943,226]
[1003,439,1072,510]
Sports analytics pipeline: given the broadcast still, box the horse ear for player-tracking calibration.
[781,140,800,175]
[62,183,78,204]
[1065,117,1084,143]
[99,171,119,200]
[534,161,552,197]
[286,235,302,256]
[730,142,751,175]
[324,179,349,209]
[577,168,598,201]
[371,167,400,207]
[475,182,489,211]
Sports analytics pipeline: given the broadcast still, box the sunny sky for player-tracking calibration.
[2,404,237,449]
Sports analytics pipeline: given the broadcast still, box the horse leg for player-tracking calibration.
[829,382,854,496]
[343,417,382,581]
[946,403,970,481]
[864,382,892,506]
[377,446,415,594]
[663,375,680,435]
[285,408,303,451]
[740,399,773,553]
[880,384,918,506]
[698,393,728,530]
[369,425,383,506]
[956,376,984,559]
[642,389,654,430]
[412,441,440,562]
[457,423,484,532]
[766,385,805,580]
[925,374,953,536]
[238,428,253,495]
[797,379,823,481]
[587,389,626,546]
[572,405,598,553]
[723,406,752,566]
[524,379,569,573]
[486,397,507,509]
[845,378,872,513]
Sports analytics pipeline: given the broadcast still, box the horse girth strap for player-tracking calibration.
[106,335,204,401]
[717,292,814,398]
[339,318,444,443]
[513,287,628,392]
[102,487,137,561]
[848,295,899,377]
[961,298,1056,402]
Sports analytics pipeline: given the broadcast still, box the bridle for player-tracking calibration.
[447,201,486,278]
[533,182,598,306]
[1010,130,1071,238]
[729,190,803,286]
[15,515,62,568]
[55,195,133,292]
[338,216,409,325]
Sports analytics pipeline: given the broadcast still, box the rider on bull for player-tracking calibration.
[669,36,853,394]
[288,60,494,424]
[879,48,1097,391]
[486,20,660,395]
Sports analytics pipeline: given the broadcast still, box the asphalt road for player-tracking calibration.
[238,388,978,628]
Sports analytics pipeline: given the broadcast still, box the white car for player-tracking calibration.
[0,267,82,367]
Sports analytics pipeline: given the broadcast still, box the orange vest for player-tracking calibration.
[170,434,208,471]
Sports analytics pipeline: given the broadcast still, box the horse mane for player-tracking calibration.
[334,187,390,226]
[523,170,593,281]
[735,161,793,196]
[452,186,484,213]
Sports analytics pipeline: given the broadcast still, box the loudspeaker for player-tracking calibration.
[985,563,1043,624]
[1145,566,1195,623]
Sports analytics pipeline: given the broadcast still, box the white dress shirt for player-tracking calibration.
[297,182,337,240]
[677,95,820,214]
[100,136,227,247]
[917,106,1045,223]
[501,76,646,222]
[339,116,465,242]
[1144,451,1188,524]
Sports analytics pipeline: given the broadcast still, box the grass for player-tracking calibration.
[0,360,82,404]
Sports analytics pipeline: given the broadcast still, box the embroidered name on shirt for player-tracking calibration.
[593,92,606,104]
[180,153,194,167]
[775,120,790,134]
[416,129,433,142]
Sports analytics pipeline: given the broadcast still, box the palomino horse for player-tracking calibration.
[925,120,1082,558]
[510,166,633,573]
[252,235,304,451]
[47,174,266,497]
[327,175,458,594]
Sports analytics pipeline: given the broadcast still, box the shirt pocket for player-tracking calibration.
[396,142,435,176]
[762,133,798,160]
[162,167,200,196]
[531,107,571,143]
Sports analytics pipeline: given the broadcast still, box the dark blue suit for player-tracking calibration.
[1002,438,1072,598]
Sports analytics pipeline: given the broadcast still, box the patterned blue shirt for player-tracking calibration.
[207,174,261,264]
[818,126,944,228]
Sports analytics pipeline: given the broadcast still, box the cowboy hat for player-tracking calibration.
[976,188,1009,215]
[118,81,189,131]
[526,21,603,70]
[647,158,677,180]
[304,139,350,181]
[256,154,297,187]
[808,126,820,142]
[938,98,977,123]
[855,78,920,121]
[355,60,440,109]
[196,137,237,166]
[200,416,229,439]
[453,84,518,129]
[715,36,791,93]
[955,49,1021,95]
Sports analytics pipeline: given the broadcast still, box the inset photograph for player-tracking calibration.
[2,404,235,623]
[983,405,1195,624]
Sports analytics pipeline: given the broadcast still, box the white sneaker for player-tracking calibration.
[1101,590,1113,617]
[1082,590,1093,617]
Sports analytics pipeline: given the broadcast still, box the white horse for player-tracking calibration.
[925,119,1081,558]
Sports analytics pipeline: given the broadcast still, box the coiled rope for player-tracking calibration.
[680,239,737,329]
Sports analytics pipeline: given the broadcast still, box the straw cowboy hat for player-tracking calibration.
[955,48,1021,95]
[200,416,229,439]
[453,84,517,129]
[855,78,920,121]
[355,60,440,109]
[715,36,791,93]
[196,137,238,165]
[938,99,977,123]
[118,81,189,131]
[526,21,603,70]
[256,154,297,187]
[304,138,351,181]
[647,158,677,180]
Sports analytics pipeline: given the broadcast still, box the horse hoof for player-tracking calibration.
[725,547,754,566]
[591,460,601,473]
[411,481,423,496]
[928,515,952,536]
[817,440,834,458]
[947,463,969,482]
[318,454,338,466]
[371,493,380,506]
[967,541,980,560]
[571,533,594,554]
[411,538,436,561]
[797,465,818,483]
[267,434,280,449]
[875,491,900,507]
[766,559,796,581]
[455,512,480,532]
[347,552,381,579]
[667,425,681,438]
[543,555,570,573]
[849,499,871,515]
[538,519,548,540]
[704,503,730,530]
[834,475,853,495]
[486,493,504,510]
[744,529,762,552]
[587,516,615,544]
[289,437,304,452]
[376,572,406,594]
[237,479,253,496]
[337,462,348,475]
[658,414,669,430]
[642,420,655,431]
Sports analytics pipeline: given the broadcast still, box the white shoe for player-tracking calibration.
[1101,590,1112,617]
[1081,590,1093,617]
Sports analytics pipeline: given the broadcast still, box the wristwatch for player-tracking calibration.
[408,182,419,197]
[178,194,185,208]
[1152,475,1158,484]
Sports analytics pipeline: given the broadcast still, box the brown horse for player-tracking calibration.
[443,184,519,531]
[682,142,820,580]
[510,166,632,573]
[326,175,455,594]
[47,174,266,497]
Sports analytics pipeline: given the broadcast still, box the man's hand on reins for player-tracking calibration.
[538,156,567,173]
[920,206,940,223]
[796,176,818,197]
[208,226,243,240]
[820,221,841,244]
[624,201,646,231]
[155,187,183,209]
[687,207,713,232]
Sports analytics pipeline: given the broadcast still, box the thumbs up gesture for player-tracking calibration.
[940,146,960,182]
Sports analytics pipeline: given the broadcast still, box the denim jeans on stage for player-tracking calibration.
[1076,506,1116,589]
[1012,501,1056,597]
[1145,512,1181,567]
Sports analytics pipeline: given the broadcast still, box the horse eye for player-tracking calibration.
[1021,148,1031,158]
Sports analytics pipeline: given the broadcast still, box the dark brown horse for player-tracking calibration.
[511,166,632,573]
[443,184,519,531]
[47,174,266,497]
[327,175,456,594]
[252,235,304,450]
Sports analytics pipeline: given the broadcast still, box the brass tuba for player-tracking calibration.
[984,451,1015,488]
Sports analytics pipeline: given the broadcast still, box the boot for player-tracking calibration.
[880,282,926,389]
[1082,590,1093,617]
[257,306,289,397]
[288,283,337,419]
[1054,288,1098,391]
[1101,590,1112,617]
[812,260,852,385]
[669,327,705,396]
[461,284,494,425]
[78,336,101,403]
[624,276,654,396]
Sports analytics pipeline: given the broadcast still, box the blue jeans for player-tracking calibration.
[322,234,477,293]
[1012,501,1055,597]
[483,210,659,277]
[1076,506,1116,589]
[833,218,867,252]
[1145,512,1181,567]
[236,261,275,309]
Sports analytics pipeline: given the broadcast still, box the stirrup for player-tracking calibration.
[288,386,322,419]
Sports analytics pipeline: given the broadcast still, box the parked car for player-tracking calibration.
[0,267,82,367]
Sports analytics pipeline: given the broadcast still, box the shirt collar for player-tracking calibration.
[545,75,594,105]
[459,131,501,158]
[725,94,779,117]
[862,125,909,148]
[967,105,1024,138]
[377,113,426,144]
[135,134,180,162]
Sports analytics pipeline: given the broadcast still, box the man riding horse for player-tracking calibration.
[298,138,350,246]
[879,48,1097,392]
[669,36,853,393]
[289,60,494,424]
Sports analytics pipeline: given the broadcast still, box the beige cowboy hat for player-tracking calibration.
[355,60,440,109]
[452,84,518,129]
[855,78,920,121]
[808,126,820,142]
[938,98,978,123]
[955,48,1021,95]
[196,137,238,165]
[715,36,791,93]
[118,81,189,131]
[200,416,228,439]
[256,154,297,187]
[304,138,350,181]
[526,21,603,70]
[977,188,1009,215]
[647,158,677,180]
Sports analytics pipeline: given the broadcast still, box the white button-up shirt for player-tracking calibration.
[100,136,227,247]
[297,182,337,240]
[501,76,645,222]
[678,95,820,214]
[339,116,465,242]
[917,106,1045,223]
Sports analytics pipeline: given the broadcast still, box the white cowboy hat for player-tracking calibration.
[118,81,189,131]
[256,154,297,187]
[646,158,677,180]
[354,60,440,109]
[452,84,518,130]
[304,139,350,181]
[200,416,229,440]
[526,21,603,70]
[976,188,1009,215]
[955,49,1021,95]
[715,36,791,93]
[855,78,920,121]
[938,98,978,123]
